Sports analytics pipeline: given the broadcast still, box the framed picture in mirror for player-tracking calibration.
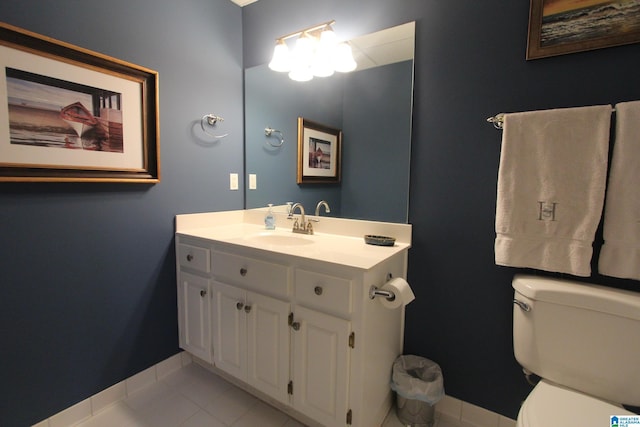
[296,117,342,184]
[526,0,640,60]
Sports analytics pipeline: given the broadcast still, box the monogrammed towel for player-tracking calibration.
[599,101,640,280]
[495,105,612,276]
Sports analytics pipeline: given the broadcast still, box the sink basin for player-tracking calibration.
[246,233,314,246]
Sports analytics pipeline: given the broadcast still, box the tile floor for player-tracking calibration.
[36,354,515,427]
[75,361,303,427]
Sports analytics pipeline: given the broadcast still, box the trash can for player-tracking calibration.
[390,355,444,427]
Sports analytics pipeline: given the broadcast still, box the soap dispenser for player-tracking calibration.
[265,204,276,230]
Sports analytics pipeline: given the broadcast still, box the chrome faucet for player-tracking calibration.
[315,200,331,217]
[290,202,313,234]
[310,200,331,223]
[291,202,305,224]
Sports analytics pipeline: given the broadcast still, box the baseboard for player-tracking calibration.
[32,352,191,427]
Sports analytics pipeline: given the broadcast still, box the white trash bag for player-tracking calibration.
[390,355,444,404]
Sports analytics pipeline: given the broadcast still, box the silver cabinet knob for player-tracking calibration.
[291,322,300,331]
[244,305,252,313]
[314,286,323,295]
[236,302,244,310]
[240,268,248,276]
[200,289,207,297]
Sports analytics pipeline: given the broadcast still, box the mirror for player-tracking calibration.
[244,22,415,223]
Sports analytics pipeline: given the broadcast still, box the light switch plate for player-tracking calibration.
[249,174,257,190]
[229,173,239,190]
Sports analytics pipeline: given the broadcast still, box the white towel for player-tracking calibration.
[599,101,640,280]
[495,105,612,277]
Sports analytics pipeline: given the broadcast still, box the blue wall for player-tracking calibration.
[341,60,412,223]
[242,0,640,419]
[0,1,243,425]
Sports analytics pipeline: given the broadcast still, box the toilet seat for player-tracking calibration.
[516,380,635,427]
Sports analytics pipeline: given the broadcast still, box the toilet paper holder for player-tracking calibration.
[370,273,397,301]
[369,285,396,301]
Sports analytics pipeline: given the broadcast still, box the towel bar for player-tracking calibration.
[201,113,229,139]
[487,108,616,130]
[265,127,284,147]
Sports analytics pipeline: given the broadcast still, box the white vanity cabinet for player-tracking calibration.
[291,305,351,425]
[289,269,353,426]
[175,211,412,427]
[211,249,291,405]
[176,239,212,362]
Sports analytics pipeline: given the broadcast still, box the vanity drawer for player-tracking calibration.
[177,243,211,273]
[212,251,290,298]
[295,269,352,317]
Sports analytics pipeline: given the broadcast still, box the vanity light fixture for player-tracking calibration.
[268,20,357,82]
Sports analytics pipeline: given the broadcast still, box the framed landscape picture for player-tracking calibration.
[0,22,160,182]
[296,117,342,184]
[527,0,640,59]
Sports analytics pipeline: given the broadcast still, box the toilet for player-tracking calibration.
[512,274,640,426]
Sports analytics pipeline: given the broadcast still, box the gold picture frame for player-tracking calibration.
[296,117,342,184]
[527,0,640,60]
[0,22,160,182]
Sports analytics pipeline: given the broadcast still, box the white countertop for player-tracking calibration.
[175,208,412,270]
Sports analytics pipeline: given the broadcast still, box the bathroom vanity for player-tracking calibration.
[175,208,412,427]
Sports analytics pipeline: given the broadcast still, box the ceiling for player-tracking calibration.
[348,22,414,71]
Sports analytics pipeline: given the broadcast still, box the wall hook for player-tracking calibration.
[265,127,284,147]
[201,114,229,139]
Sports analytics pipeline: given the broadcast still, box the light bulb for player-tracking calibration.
[333,42,357,73]
[288,68,314,82]
[312,28,337,77]
[289,33,315,81]
[318,27,337,49]
[268,40,291,72]
[291,34,315,66]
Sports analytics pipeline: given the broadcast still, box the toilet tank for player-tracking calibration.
[512,274,640,406]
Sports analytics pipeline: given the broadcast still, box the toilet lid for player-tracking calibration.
[517,380,635,427]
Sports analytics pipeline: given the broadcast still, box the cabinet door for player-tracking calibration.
[177,272,212,362]
[212,281,247,380]
[246,291,290,404]
[292,306,351,427]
